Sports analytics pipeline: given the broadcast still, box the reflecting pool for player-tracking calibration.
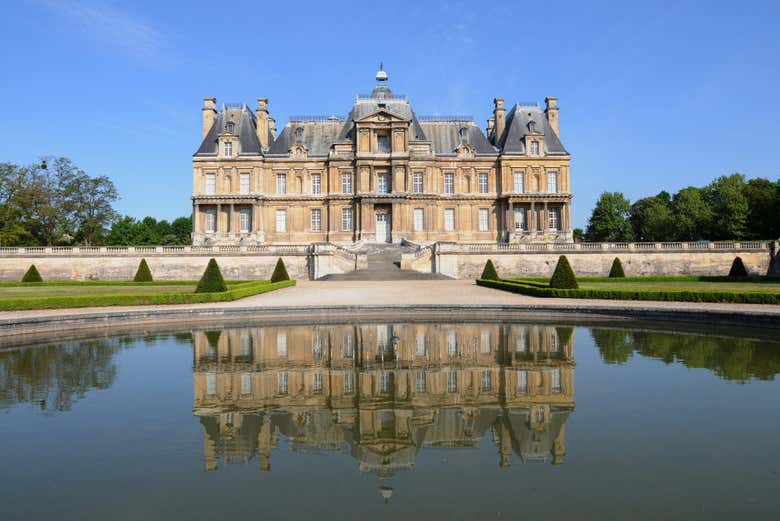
[1,321,779,520]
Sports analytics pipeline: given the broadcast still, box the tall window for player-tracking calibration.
[380,370,392,393]
[343,333,354,357]
[342,207,353,231]
[413,208,424,231]
[548,207,560,230]
[413,172,423,193]
[205,173,216,195]
[516,370,528,393]
[276,332,287,357]
[447,370,458,393]
[415,332,426,356]
[224,141,233,157]
[311,174,321,194]
[313,372,323,394]
[275,208,287,232]
[480,330,491,353]
[240,173,250,194]
[241,373,252,396]
[514,207,526,231]
[276,174,286,194]
[447,331,457,355]
[513,172,524,193]
[444,173,454,194]
[444,208,455,231]
[239,208,251,233]
[530,141,540,155]
[342,172,352,193]
[311,208,322,232]
[547,171,558,193]
[376,133,390,153]
[377,173,390,193]
[478,173,488,193]
[416,370,426,393]
[479,208,489,232]
[344,371,354,394]
[240,332,252,358]
[481,369,492,391]
[206,372,216,396]
[277,371,289,395]
[205,208,217,233]
[552,368,561,394]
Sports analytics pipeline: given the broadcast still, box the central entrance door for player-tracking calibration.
[375,212,391,242]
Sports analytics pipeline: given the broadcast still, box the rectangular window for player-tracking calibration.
[516,329,528,353]
[313,372,323,394]
[413,172,423,193]
[447,370,458,393]
[240,172,250,194]
[239,208,251,233]
[311,208,322,232]
[547,171,558,193]
[551,368,561,394]
[531,141,540,155]
[344,371,354,394]
[517,370,528,393]
[480,330,491,353]
[415,332,426,356]
[241,373,252,396]
[275,209,287,232]
[447,331,457,355]
[479,208,489,232]
[224,141,233,157]
[343,333,354,357]
[513,172,524,193]
[240,333,252,357]
[377,173,390,193]
[205,173,216,195]
[312,335,322,362]
[276,174,286,194]
[548,208,560,230]
[416,370,426,393]
[514,207,526,231]
[413,208,424,232]
[342,207,353,231]
[277,371,288,395]
[478,173,488,193]
[550,330,561,352]
[342,173,352,193]
[276,332,287,357]
[376,133,391,153]
[205,208,217,233]
[380,370,392,393]
[311,174,321,194]
[444,208,455,231]
[444,173,454,194]
[481,369,492,391]
[206,372,216,396]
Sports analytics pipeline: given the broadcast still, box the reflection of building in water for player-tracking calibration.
[193,323,574,475]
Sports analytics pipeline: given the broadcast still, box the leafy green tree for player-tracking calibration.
[609,257,625,277]
[584,192,633,242]
[22,264,43,282]
[705,173,749,240]
[480,259,499,280]
[630,191,675,241]
[671,187,713,241]
[133,259,153,282]
[65,172,119,245]
[572,228,584,242]
[196,258,228,293]
[270,257,291,282]
[743,178,780,239]
[550,255,578,289]
[171,216,193,244]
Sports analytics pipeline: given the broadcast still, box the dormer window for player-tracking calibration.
[528,120,536,133]
[294,126,304,143]
[224,141,233,157]
[531,140,540,155]
[225,121,235,133]
[459,127,468,144]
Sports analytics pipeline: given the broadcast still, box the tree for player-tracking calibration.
[728,257,748,278]
[550,255,578,289]
[671,187,713,241]
[743,178,780,239]
[171,216,193,244]
[572,228,584,242]
[609,257,625,278]
[133,259,153,282]
[270,257,290,282]
[65,172,119,245]
[705,174,748,240]
[196,258,228,293]
[584,192,633,242]
[630,191,674,241]
[22,264,43,282]
[480,259,499,280]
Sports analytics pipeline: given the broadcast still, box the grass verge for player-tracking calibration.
[0,280,296,311]
[476,278,780,305]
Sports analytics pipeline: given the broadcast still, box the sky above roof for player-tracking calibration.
[1,0,778,227]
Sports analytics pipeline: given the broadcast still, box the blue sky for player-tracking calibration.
[1,0,778,227]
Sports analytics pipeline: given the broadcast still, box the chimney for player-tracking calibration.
[545,96,559,136]
[493,98,506,144]
[486,117,495,142]
[269,117,277,140]
[202,97,217,139]
[256,98,269,149]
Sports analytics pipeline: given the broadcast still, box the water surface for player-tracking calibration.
[1,320,778,520]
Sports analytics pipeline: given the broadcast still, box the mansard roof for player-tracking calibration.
[418,118,497,156]
[497,104,568,155]
[195,105,264,156]
[266,118,344,157]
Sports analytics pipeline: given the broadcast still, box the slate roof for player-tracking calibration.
[419,120,497,156]
[194,106,265,156]
[266,119,344,157]
[496,104,568,155]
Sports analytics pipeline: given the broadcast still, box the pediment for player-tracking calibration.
[355,109,410,123]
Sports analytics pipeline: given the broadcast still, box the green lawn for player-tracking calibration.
[0,284,197,298]
[578,280,780,294]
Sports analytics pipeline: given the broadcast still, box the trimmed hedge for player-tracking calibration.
[476,278,780,305]
[609,258,625,278]
[270,257,290,283]
[0,280,296,311]
[728,257,748,278]
[22,265,43,283]
[550,255,578,289]
[481,259,499,280]
[133,259,153,282]
[196,258,228,293]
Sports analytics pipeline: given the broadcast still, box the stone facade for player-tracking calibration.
[192,67,573,246]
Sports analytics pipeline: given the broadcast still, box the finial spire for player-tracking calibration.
[376,62,388,82]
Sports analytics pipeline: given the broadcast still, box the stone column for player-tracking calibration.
[543,202,548,232]
[216,203,222,233]
[530,202,536,234]
[193,203,199,234]
[508,200,514,236]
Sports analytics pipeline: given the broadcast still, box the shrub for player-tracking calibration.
[550,255,579,289]
[270,257,290,283]
[133,259,153,282]
[480,259,499,280]
[21,264,43,283]
[728,257,748,278]
[196,258,228,293]
[609,257,626,278]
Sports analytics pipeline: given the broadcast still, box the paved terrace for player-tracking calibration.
[1,280,779,339]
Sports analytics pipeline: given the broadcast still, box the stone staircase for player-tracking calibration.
[320,243,449,281]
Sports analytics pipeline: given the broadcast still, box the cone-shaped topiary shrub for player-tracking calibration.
[728,256,748,278]
[270,257,290,283]
[608,257,625,278]
[550,255,578,289]
[21,264,43,283]
[196,258,228,293]
[480,259,499,280]
[133,258,153,282]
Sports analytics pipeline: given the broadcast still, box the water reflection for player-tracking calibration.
[192,324,574,476]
